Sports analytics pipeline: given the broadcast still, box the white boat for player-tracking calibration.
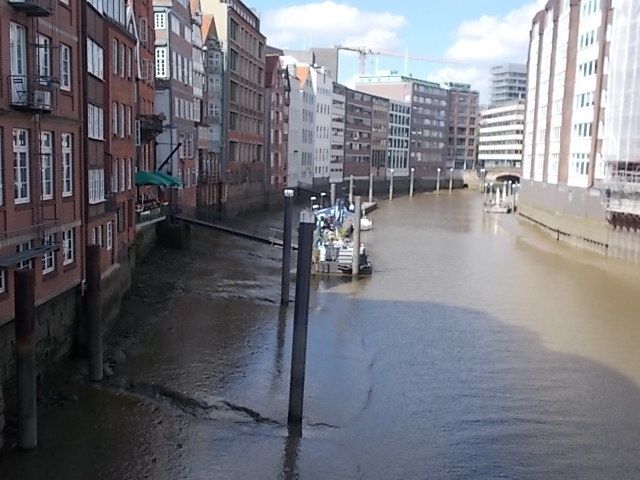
[360,216,373,231]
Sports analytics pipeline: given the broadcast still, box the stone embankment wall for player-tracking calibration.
[518,181,640,262]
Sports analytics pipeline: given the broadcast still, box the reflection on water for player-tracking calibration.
[2,192,640,479]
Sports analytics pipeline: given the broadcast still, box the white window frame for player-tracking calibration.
[112,101,118,136]
[88,104,104,140]
[155,47,168,79]
[63,229,74,265]
[17,241,33,270]
[119,103,125,138]
[120,158,125,192]
[127,158,133,189]
[13,128,30,204]
[62,133,73,197]
[154,12,167,30]
[87,38,104,80]
[88,169,106,204]
[40,131,53,200]
[126,105,132,137]
[42,234,55,275]
[113,39,118,75]
[106,221,113,250]
[60,44,71,91]
[37,34,52,80]
[0,270,5,294]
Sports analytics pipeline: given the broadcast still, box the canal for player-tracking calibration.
[2,191,640,479]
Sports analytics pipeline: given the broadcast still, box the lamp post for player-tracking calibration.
[480,168,486,193]
[281,189,295,306]
[436,167,441,194]
[389,168,395,200]
[448,167,454,193]
[368,173,374,204]
[349,175,354,204]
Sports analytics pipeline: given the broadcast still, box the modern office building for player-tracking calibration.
[387,100,411,177]
[343,88,373,179]
[478,101,525,169]
[330,83,347,184]
[202,0,267,206]
[444,82,479,170]
[371,96,390,178]
[490,63,527,107]
[282,47,340,79]
[355,74,448,178]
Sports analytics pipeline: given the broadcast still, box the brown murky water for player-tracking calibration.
[2,191,640,479]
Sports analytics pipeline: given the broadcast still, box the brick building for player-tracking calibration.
[343,88,373,179]
[0,0,83,324]
[444,82,479,170]
[265,52,290,191]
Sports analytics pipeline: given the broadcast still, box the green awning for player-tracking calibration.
[154,171,182,187]
[135,171,171,187]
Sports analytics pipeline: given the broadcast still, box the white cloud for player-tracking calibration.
[445,0,545,63]
[263,1,407,51]
[436,0,545,102]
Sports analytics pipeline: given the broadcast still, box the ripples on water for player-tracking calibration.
[2,192,640,479]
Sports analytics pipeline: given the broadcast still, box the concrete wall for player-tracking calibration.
[519,181,640,261]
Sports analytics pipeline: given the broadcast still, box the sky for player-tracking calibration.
[245,0,546,102]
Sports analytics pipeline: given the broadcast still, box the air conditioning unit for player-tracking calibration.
[32,90,51,109]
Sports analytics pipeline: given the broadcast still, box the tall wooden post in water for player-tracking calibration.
[389,169,395,200]
[281,189,295,306]
[86,245,103,382]
[409,167,415,197]
[287,211,316,436]
[368,173,374,203]
[352,196,362,276]
[14,269,37,449]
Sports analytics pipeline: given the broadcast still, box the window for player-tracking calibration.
[112,101,118,136]
[62,133,73,196]
[88,104,104,140]
[17,242,33,270]
[0,270,5,294]
[88,169,105,204]
[13,129,29,204]
[37,34,52,80]
[106,222,113,250]
[120,41,125,77]
[126,47,132,79]
[154,12,167,29]
[127,158,133,189]
[155,47,167,78]
[119,103,125,138]
[87,38,104,79]
[139,18,148,44]
[113,39,119,74]
[41,131,53,200]
[60,44,71,91]
[42,234,55,275]
[126,106,132,137]
[88,0,103,13]
[120,158,125,192]
[63,229,74,265]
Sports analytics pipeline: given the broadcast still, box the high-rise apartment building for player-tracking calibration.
[478,101,525,169]
[490,63,527,107]
[444,82,479,170]
[355,75,448,177]
[330,83,347,184]
[371,96,390,178]
[202,0,266,205]
[523,0,610,188]
[0,0,83,323]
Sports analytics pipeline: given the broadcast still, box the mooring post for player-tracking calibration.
[281,189,295,306]
[449,167,454,193]
[368,173,373,204]
[330,183,336,206]
[14,269,37,449]
[436,167,441,194]
[389,169,395,200]
[352,196,362,277]
[349,175,354,204]
[287,211,316,436]
[86,245,103,382]
[409,167,415,197]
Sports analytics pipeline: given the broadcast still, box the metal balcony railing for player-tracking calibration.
[8,75,56,112]
[8,0,53,16]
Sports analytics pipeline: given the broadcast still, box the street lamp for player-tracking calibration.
[389,168,395,200]
[409,167,415,197]
[449,167,454,193]
[436,167,441,194]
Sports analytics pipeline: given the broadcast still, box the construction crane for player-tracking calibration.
[336,45,469,76]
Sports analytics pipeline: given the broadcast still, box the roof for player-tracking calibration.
[202,14,218,42]
[295,66,311,90]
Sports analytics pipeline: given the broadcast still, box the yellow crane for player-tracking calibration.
[336,46,469,76]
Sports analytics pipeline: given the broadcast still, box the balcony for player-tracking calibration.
[135,203,170,228]
[8,75,56,113]
[138,114,164,144]
[8,0,53,16]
